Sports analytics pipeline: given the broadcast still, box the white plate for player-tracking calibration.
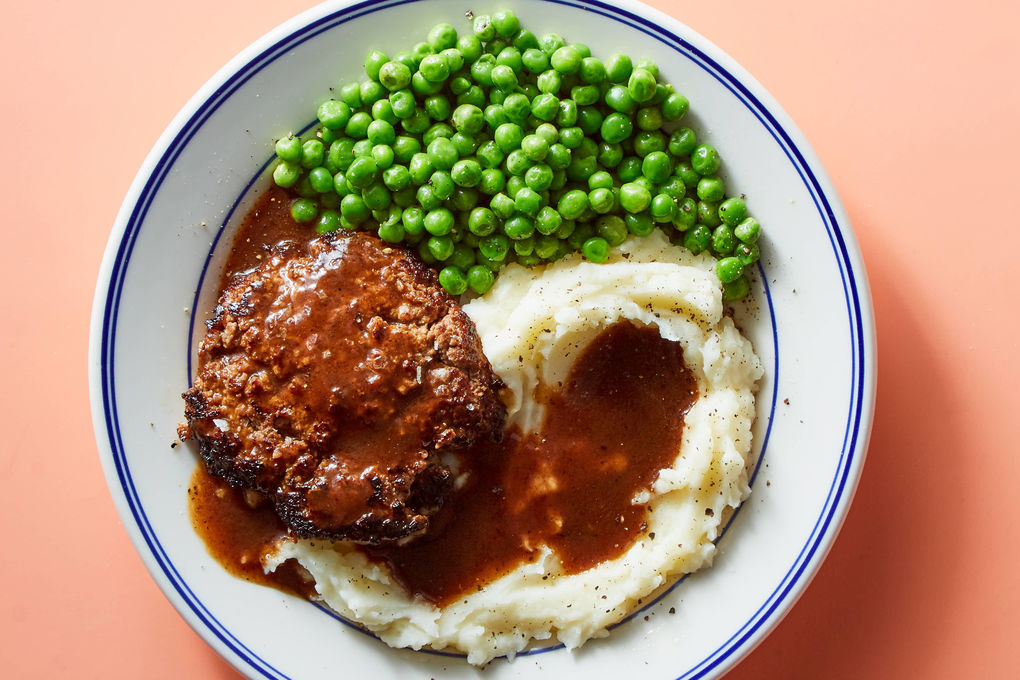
[90,1,876,678]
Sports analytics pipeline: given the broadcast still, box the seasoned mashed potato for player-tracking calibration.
[265,230,763,665]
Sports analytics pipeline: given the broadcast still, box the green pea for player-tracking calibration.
[522,47,549,73]
[722,274,750,301]
[318,100,352,130]
[662,93,690,120]
[550,45,582,74]
[430,171,455,199]
[401,107,430,134]
[505,149,532,176]
[316,209,342,234]
[534,205,562,235]
[467,265,495,293]
[509,185,536,213]
[618,156,643,182]
[625,212,655,237]
[577,107,604,135]
[635,106,663,132]
[340,194,369,224]
[571,84,600,107]
[683,224,711,254]
[451,159,482,187]
[582,236,610,263]
[470,54,496,86]
[364,50,389,80]
[308,166,333,193]
[627,68,657,103]
[363,182,392,210]
[272,161,300,188]
[734,242,760,267]
[402,206,425,234]
[428,235,455,261]
[605,53,633,82]
[359,79,385,105]
[424,94,451,121]
[668,128,698,157]
[697,176,726,202]
[633,130,667,157]
[426,137,458,170]
[698,200,722,227]
[417,184,441,210]
[735,217,761,244]
[382,164,410,191]
[555,189,587,219]
[290,198,318,223]
[641,151,672,183]
[719,197,747,227]
[716,256,744,283]
[472,14,495,40]
[712,224,737,255]
[578,57,606,84]
[691,144,721,175]
[659,176,687,200]
[596,215,627,246]
[490,64,518,91]
[479,167,506,194]
[604,85,637,114]
[588,187,615,214]
[600,112,633,144]
[346,156,377,188]
[502,93,531,123]
[345,111,372,139]
[675,161,700,188]
[650,193,676,223]
[530,234,556,259]
[340,82,362,109]
[558,126,583,149]
[490,192,516,218]
[376,219,404,242]
[524,163,554,191]
[492,10,520,37]
[427,22,458,51]
[538,32,565,56]
[275,135,302,162]
[619,182,651,213]
[504,213,535,239]
[300,139,324,168]
[465,207,495,236]
[531,93,559,121]
[479,233,510,261]
[674,197,697,230]
[391,136,420,163]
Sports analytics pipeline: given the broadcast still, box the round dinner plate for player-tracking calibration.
[89,1,876,678]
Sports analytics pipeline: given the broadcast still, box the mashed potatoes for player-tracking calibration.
[266,230,762,665]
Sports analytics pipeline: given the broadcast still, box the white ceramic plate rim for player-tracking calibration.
[90,1,876,678]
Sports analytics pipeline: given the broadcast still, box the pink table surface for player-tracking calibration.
[2,0,1018,677]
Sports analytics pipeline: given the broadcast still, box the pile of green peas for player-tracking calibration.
[271,10,761,299]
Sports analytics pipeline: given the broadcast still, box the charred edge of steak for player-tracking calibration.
[181,387,458,544]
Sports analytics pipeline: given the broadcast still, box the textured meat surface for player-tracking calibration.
[180,231,505,543]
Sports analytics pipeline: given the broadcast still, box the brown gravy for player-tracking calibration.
[188,464,314,598]
[366,321,697,606]
[188,188,698,606]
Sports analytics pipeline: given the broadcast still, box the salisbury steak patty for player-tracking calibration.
[180,231,505,543]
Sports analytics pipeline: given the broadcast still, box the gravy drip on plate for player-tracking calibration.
[188,464,314,598]
[367,321,698,606]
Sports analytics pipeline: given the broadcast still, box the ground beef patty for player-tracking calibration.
[179,231,505,544]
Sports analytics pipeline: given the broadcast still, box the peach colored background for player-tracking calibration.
[2,0,1018,677]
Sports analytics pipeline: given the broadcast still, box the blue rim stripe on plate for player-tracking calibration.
[99,0,866,677]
